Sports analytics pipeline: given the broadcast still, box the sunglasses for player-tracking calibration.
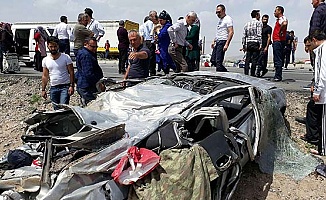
[89,45,98,48]
[216,11,221,14]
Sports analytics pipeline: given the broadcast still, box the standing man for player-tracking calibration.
[143,10,158,76]
[73,13,93,56]
[272,6,287,82]
[124,30,151,80]
[309,0,326,69]
[117,20,129,74]
[311,31,326,155]
[211,4,234,72]
[53,16,72,55]
[167,11,197,72]
[75,37,104,107]
[242,10,262,77]
[84,8,105,42]
[283,31,294,70]
[290,30,298,64]
[105,40,110,59]
[41,36,74,110]
[257,14,272,77]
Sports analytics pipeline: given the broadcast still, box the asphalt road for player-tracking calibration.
[1,60,314,92]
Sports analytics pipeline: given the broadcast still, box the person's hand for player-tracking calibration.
[223,44,229,51]
[128,52,138,60]
[98,82,106,92]
[264,47,268,53]
[188,44,193,50]
[211,43,215,49]
[313,94,320,102]
[68,86,74,95]
[41,90,47,99]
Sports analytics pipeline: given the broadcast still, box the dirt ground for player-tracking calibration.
[0,76,325,199]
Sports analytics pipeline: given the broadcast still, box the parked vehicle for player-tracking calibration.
[11,23,53,67]
[0,72,288,200]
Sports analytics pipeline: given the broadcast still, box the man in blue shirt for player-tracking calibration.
[75,37,104,106]
[124,30,150,80]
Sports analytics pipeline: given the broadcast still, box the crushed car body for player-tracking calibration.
[0,71,319,200]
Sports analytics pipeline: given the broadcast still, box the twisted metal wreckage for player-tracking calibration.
[0,71,320,200]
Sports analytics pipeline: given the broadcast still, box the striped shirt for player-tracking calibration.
[242,18,262,47]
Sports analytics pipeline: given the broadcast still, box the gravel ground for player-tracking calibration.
[0,75,325,199]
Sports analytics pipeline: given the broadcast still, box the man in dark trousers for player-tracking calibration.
[75,37,104,107]
[257,14,272,77]
[242,10,262,77]
[117,20,129,74]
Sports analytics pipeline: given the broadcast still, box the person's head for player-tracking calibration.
[36,26,44,33]
[158,10,169,25]
[84,37,98,53]
[178,16,184,20]
[143,16,150,23]
[84,8,93,18]
[78,13,89,26]
[60,16,67,23]
[216,4,226,19]
[47,36,60,55]
[128,30,141,49]
[311,0,320,8]
[106,40,109,43]
[119,20,125,27]
[262,14,269,25]
[185,11,197,26]
[289,30,294,36]
[304,36,313,53]
[310,30,326,49]
[149,10,158,22]
[152,14,159,25]
[251,10,260,20]
[274,6,284,18]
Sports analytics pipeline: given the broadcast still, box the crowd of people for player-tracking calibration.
[2,3,326,156]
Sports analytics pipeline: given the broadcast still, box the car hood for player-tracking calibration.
[72,82,201,142]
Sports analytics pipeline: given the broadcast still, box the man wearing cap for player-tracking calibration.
[117,20,129,74]
[84,8,105,41]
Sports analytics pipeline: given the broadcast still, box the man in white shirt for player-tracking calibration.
[84,8,105,41]
[53,16,72,55]
[211,4,234,72]
[41,36,75,110]
[311,31,326,155]
[142,10,158,76]
[168,11,196,72]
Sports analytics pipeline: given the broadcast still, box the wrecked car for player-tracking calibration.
[0,71,290,200]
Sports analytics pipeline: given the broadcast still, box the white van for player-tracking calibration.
[11,24,53,67]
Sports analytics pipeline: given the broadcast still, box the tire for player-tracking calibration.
[25,62,34,67]
[97,52,105,59]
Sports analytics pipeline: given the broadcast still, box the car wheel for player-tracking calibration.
[97,52,105,59]
[211,163,241,200]
[25,62,34,67]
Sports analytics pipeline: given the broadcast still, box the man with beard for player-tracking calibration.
[41,36,75,110]
[257,14,272,77]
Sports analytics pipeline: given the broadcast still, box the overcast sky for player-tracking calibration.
[2,0,314,60]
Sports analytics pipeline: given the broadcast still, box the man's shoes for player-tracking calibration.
[300,135,319,145]
[295,116,306,124]
[261,69,268,77]
[256,73,261,78]
[270,78,282,82]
